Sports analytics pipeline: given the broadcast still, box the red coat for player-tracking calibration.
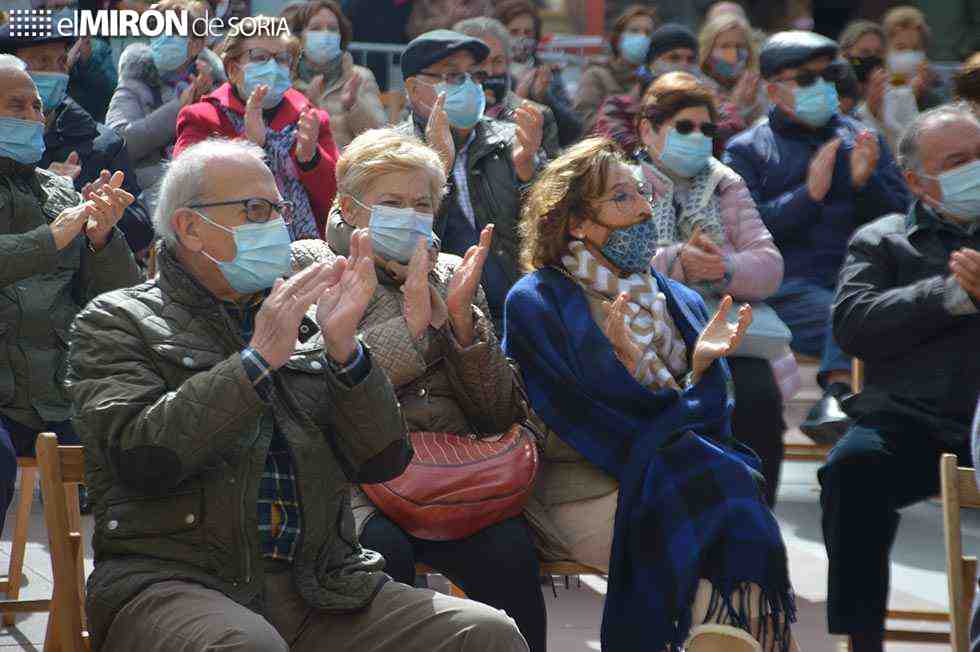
[174,82,339,238]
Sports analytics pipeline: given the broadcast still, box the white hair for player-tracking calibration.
[153,138,268,245]
[453,17,512,64]
[897,102,980,171]
[0,54,28,73]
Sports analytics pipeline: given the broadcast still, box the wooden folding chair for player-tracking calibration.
[0,457,51,625]
[941,453,980,651]
[36,432,88,652]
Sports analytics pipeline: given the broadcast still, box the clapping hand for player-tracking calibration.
[806,137,842,202]
[850,130,880,189]
[66,37,92,69]
[340,74,363,111]
[401,238,433,340]
[951,248,980,302]
[446,224,492,346]
[82,170,135,250]
[604,292,643,375]
[512,101,543,182]
[48,151,81,181]
[911,61,936,100]
[303,74,327,105]
[316,229,378,364]
[295,107,321,164]
[691,295,752,383]
[244,84,269,147]
[426,92,455,174]
[680,226,727,282]
[732,71,760,108]
[866,68,887,120]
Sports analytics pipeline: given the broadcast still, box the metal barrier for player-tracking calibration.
[348,42,406,91]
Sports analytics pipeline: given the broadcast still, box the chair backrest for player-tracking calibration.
[940,453,980,652]
[36,433,89,652]
[851,358,864,394]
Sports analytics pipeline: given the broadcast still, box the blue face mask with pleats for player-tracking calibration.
[243,60,292,109]
[0,117,46,165]
[656,127,713,178]
[619,33,651,65]
[30,72,69,112]
[150,35,190,74]
[196,213,292,294]
[923,159,980,221]
[352,196,434,264]
[304,30,342,65]
[791,78,839,128]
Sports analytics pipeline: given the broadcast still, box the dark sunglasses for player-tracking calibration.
[789,64,849,87]
[674,119,718,138]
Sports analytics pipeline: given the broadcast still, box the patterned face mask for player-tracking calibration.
[594,218,660,274]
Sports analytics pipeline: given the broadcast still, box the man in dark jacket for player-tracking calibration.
[820,103,980,652]
[0,56,141,528]
[67,136,527,652]
[393,29,543,333]
[722,31,911,443]
[1,28,154,255]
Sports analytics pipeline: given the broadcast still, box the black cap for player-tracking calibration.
[760,31,839,79]
[0,23,74,56]
[400,29,490,80]
[648,23,698,62]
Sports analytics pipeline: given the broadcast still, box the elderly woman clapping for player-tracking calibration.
[296,128,548,652]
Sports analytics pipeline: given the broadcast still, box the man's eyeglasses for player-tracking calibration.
[674,119,718,138]
[244,48,294,68]
[782,63,849,88]
[417,70,485,87]
[188,198,294,224]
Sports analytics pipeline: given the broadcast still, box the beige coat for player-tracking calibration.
[573,57,637,134]
[295,53,387,149]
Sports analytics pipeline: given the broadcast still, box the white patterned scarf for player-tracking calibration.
[562,240,689,390]
[643,158,727,246]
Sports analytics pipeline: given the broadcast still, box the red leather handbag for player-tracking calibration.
[361,424,539,541]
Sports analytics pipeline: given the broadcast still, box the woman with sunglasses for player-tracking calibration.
[174,15,340,241]
[503,136,798,652]
[637,72,797,506]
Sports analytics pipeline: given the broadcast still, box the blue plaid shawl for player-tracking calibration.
[502,267,795,651]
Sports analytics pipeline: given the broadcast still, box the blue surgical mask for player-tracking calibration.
[923,160,980,221]
[655,127,712,178]
[791,78,839,128]
[197,213,292,293]
[596,218,659,274]
[30,72,69,112]
[711,49,748,80]
[0,117,46,165]
[436,76,486,129]
[243,60,292,109]
[619,33,651,65]
[150,35,190,74]
[352,197,435,264]
[304,30,342,65]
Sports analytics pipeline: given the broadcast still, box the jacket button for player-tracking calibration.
[185,513,196,524]
[182,356,194,367]
[417,388,427,398]
[310,360,323,371]
[300,324,310,334]
[107,520,119,531]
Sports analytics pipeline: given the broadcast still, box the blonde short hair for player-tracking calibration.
[883,6,930,47]
[335,128,448,208]
[698,14,757,73]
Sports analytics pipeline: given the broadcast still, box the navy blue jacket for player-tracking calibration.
[722,107,911,286]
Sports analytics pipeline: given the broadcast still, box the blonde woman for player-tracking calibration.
[503,137,798,652]
[297,128,548,652]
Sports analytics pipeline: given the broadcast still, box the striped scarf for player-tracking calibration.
[562,240,688,390]
[219,106,319,241]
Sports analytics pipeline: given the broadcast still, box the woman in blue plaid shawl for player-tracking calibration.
[502,138,797,652]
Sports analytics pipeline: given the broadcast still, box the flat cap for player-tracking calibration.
[759,31,838,79]
[0,23,74,55]
[401,29,489,80]
[648,23,698,62]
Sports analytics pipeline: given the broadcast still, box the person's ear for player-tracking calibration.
[173,208,204,252]
[638,118,655,149]
[339,195,354,221]
[904,168,929,202]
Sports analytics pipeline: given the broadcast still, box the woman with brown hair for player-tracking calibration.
[502,136,798,652]
[636,72,798,506]
[573,4,657,133]
[280,0,386,149]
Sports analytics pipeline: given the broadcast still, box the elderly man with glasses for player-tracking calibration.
[722,31,911,445]
[392,29,544,334]
[67,137,529,652]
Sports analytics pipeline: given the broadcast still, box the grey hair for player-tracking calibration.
[153,138,268,245]
[897,102,980,171]
[0,54,27,73]
[453,17,511,63]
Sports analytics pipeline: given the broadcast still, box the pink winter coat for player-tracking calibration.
[641,158,801,400]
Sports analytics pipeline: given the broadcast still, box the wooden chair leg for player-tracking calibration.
[4,464,37,626]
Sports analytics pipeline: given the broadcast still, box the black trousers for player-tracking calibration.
[819,414,970,634]
[728,357,787,506]
[361,514,547,652]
